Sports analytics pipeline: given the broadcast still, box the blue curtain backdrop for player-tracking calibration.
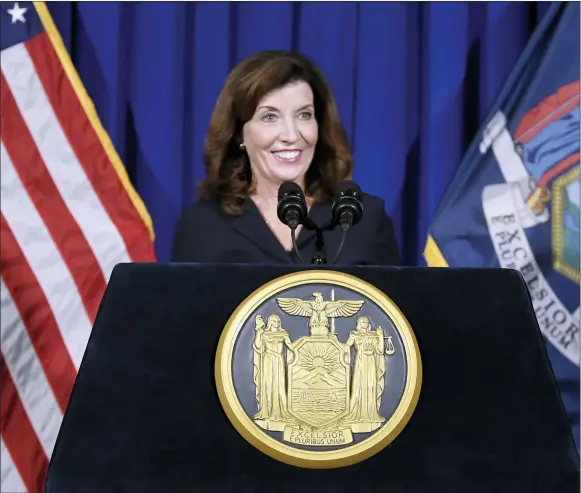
[47,1,551,264]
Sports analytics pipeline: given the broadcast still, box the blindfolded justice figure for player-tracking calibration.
[171,50,401,266]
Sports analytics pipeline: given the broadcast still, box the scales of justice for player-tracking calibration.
[251,290,396,447]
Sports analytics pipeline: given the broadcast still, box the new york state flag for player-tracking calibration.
[425,1,579,448]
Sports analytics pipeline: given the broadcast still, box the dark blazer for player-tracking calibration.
[171,194,401,266]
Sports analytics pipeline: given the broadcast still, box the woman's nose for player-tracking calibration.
[279,117,300,143]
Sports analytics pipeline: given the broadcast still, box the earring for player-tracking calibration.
[239,143,245,150]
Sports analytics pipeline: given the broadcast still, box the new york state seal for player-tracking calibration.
[215,270,422,468]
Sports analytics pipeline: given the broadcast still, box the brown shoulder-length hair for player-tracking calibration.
[197,50,353,216]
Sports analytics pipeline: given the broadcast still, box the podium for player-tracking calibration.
[45,263,579,492]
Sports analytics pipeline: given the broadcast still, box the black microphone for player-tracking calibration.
[330,180,364,263]
[331,180,364,231]
[277,182,307,229]
[277,182,308,263]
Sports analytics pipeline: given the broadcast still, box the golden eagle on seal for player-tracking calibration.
[276,292,364,336]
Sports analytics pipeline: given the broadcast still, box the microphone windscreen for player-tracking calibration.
[278,181,304,200]
[332,180,364,228]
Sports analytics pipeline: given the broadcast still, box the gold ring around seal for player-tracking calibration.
[215,270,422,469]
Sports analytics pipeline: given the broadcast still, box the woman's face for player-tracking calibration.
[358,318,370,331]
[268,315,281,330]
[242,80,318,192]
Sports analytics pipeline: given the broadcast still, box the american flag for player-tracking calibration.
[0,2,156,491]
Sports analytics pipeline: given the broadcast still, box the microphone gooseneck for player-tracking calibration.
[290,228,305,263]
[331,230,348,264]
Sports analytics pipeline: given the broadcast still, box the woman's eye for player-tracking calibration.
[299,111,312,120]
[261,113,277,122]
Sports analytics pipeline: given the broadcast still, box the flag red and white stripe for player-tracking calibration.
[1,3,156,492]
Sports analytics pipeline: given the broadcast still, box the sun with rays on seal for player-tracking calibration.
[297,343,342,375]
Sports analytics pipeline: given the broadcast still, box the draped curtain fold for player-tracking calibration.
[48,1,550,263]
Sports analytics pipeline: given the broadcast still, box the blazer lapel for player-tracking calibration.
[230,199,291,263]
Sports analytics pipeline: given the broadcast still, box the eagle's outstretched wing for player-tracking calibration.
[324,300,365,318]
[276,298,314,317]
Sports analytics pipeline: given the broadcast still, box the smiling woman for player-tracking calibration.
[242,81,318,198]
[171,51,401,265]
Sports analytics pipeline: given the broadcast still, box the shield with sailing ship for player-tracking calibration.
[287,336,350,428]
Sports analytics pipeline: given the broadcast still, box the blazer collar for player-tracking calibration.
[230,198,333,263]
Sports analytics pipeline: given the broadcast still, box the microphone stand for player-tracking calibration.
[311,227,327,265]
[281,181,362,266]
[314,217,352,265]
[302,218,328,265]
[294,216,352,266]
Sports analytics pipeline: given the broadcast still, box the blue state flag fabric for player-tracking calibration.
[425,1,580,449]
